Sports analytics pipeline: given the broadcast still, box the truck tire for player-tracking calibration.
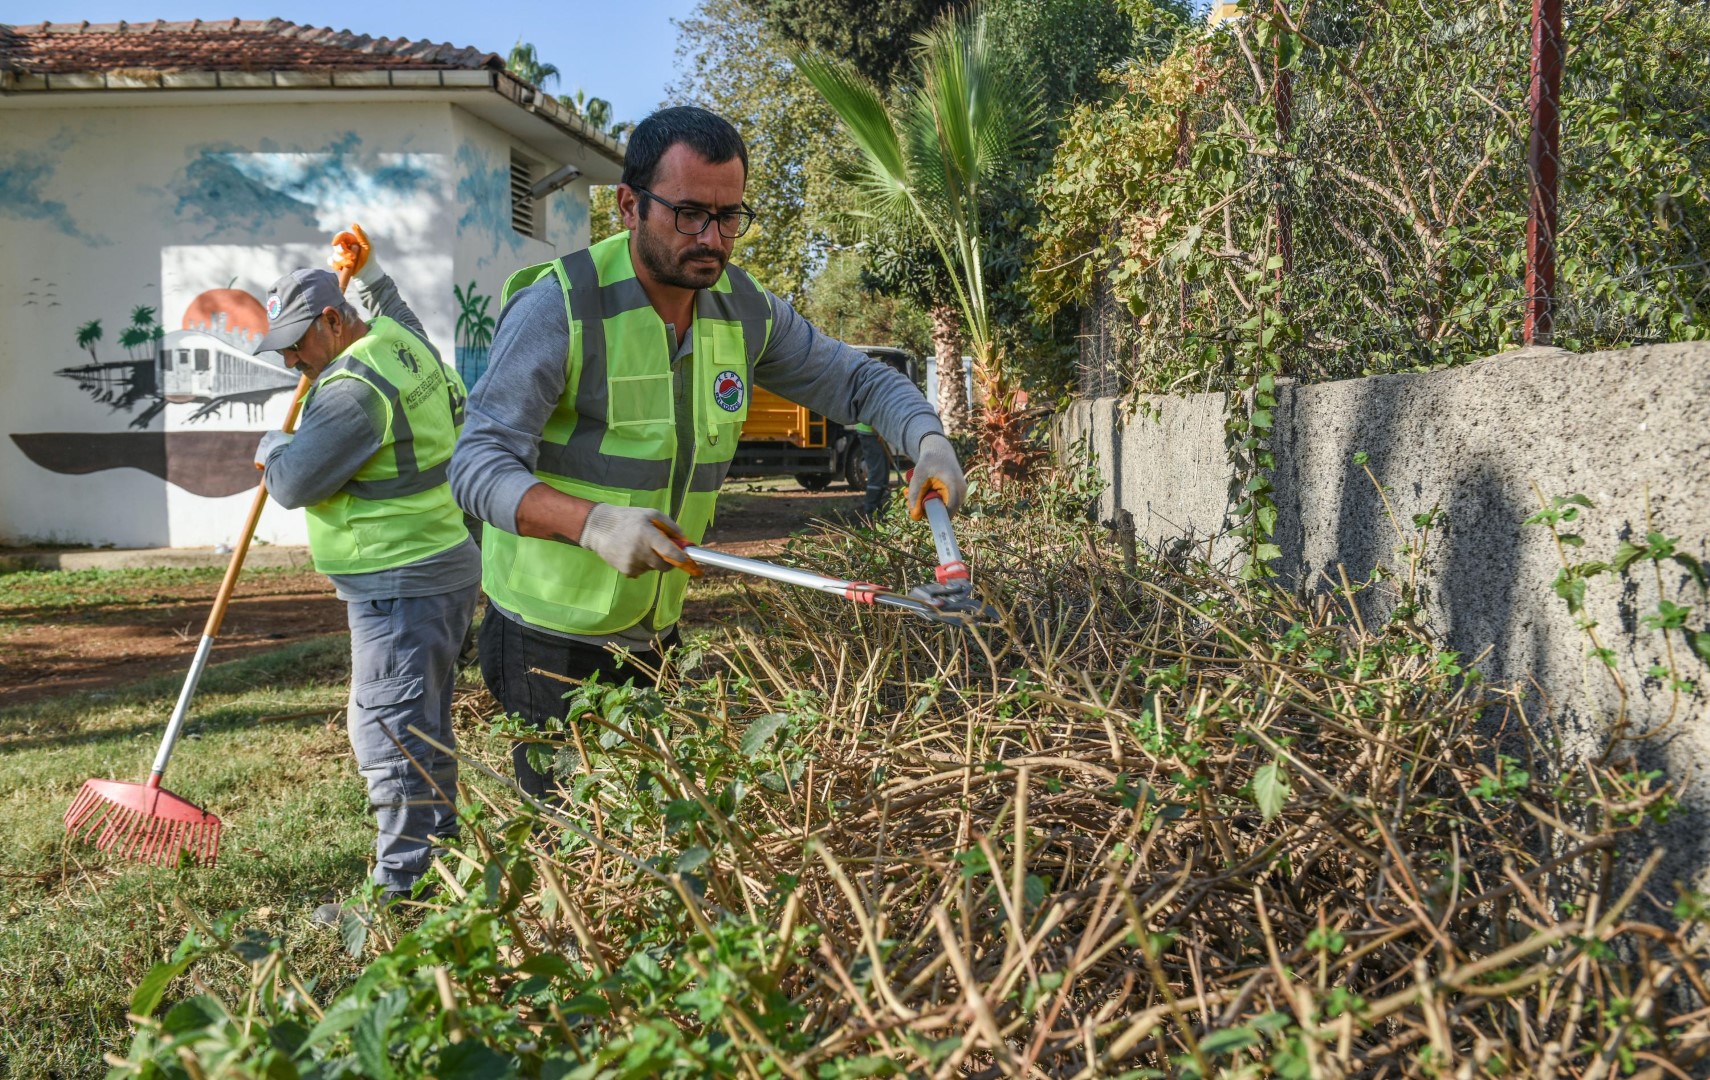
[844,448,867,491]
[796,473,832,492]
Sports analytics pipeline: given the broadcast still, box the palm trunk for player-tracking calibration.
[930,304,970,434]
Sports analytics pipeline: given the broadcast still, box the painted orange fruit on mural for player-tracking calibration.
[181,288,269,348]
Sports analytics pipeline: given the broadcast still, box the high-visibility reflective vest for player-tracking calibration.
[303,316,470,575]
[481,232,772,636]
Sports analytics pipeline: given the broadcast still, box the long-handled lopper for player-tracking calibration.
[63,253,355,868]
[665,490,998,627]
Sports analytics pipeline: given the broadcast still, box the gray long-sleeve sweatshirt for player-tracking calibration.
[450,271,946,641]
[261,273,480,602]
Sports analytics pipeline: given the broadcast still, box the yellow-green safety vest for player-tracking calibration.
[482,232,772,636]
[303,316,470,575]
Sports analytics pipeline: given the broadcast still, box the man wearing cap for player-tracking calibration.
[449,106,966,802]
[255,228,478,919]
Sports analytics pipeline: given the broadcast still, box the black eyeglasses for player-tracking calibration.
[283,313,324,354]
[634,187,756,239]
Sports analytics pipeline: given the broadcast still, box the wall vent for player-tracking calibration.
[510,150,539,239]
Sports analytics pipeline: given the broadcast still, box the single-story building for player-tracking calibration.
[0,18,624,548]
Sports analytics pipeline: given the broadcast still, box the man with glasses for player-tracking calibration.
[451,106,965,800]
[255,229,479,921]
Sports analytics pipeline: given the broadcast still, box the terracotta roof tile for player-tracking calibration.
[0,18,504,75]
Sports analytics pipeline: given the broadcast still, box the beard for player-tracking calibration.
[635,216,727,289]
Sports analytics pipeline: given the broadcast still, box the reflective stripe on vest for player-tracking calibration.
[303,317,469,575]
[480,232,773,636]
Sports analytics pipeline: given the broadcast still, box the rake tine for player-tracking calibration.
[151,822,174,866]
[115,812,145,859]
[64,789,90,829]
[65,764,224,866]
[94,806,127,852]
[74,792,109,836]
[130,813,159,861]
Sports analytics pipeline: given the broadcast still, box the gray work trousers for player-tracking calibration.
[345,585,479,891]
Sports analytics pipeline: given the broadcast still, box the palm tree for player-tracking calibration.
[507,41,560,90]
[454,282,495,351]
[120,325,152,359]
[558,89,617,135]
[583,96,614,133]
[123,305,157,362]
[75,319,103,362]
[794,13,1042,480]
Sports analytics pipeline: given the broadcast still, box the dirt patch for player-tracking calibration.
[0,483,864,708]
[699,483,863,555]
[0,572,345,708]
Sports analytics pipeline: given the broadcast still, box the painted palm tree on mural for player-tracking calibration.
[455,282,495,351]
[454,281,496,387]
[75,319,103,363]
[120,305,158,361]
[794,12,1042,480]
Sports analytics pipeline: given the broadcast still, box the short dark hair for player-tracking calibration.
[621,106,749,198]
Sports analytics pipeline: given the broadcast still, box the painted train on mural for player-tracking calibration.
[157,329,297,418]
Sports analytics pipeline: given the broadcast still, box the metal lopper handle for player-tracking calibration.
[680,544,964,624]
[920,491,969,587]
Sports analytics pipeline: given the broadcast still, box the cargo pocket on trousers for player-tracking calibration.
[350,674,426,767]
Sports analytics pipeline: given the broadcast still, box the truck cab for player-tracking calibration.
[727,346,923,491]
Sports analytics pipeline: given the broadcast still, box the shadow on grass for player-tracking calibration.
[0,634,352,750]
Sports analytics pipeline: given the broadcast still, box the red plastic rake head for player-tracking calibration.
[64,775,221,868]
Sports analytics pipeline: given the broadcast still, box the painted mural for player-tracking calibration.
[11,289,298,498]
[4,103,596,547]
[170,133,434,239]
[0,145,108,244]
[453,279,495,387]
[455,144,529,269]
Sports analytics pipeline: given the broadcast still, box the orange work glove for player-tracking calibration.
[328,223,375,283]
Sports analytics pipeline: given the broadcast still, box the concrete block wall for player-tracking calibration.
[1059,342,1710,886]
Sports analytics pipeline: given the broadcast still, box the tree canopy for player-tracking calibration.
[743,0,958,90]
[667,0,848,304]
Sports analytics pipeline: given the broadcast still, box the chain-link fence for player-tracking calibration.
[1074,0,1710,398]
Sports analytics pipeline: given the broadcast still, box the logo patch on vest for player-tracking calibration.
[714,369,745,413]
[266,294,282,320]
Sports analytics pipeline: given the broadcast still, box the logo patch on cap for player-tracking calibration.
[266,294,283,320]
[714,370,745,413]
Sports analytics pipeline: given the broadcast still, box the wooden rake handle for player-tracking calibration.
[201,262,353,640]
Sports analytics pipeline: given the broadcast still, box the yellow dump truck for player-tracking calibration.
[728,346,923,491]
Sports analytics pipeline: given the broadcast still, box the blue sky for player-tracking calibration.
[6,1,702,124]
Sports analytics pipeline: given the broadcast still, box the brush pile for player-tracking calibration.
[116,470,1710,1078]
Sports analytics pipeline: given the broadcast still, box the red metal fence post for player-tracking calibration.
[1525,0,1564,345]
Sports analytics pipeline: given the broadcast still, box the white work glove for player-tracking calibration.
[329,223,385,287]
[578,504,701,578]
[906,432,967,519]
[255,430,294,469]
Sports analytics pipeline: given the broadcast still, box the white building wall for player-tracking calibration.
[446,106,593,393]
[0,96,593,550]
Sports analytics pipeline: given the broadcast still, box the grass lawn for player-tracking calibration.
[0,633,384,1077]
[0,566,758,1078]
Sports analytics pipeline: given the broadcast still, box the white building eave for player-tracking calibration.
[0,66,625,183]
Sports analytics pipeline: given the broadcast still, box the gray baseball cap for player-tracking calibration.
[257,268,345,356]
